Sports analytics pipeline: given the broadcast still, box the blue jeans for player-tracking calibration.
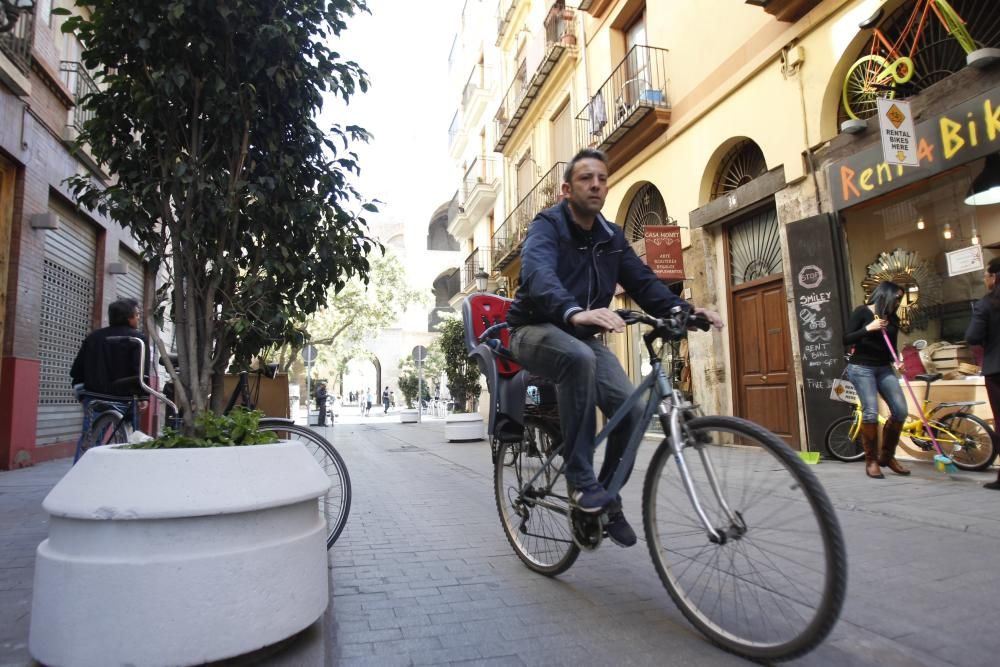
[509,323,644,489]
[846,363,908,423]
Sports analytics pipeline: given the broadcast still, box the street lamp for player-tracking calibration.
[0,0,34,34]
[475,269,489,293]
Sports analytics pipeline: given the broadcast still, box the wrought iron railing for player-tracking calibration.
[493,60,527,133]
[496,0,517,45]
[491,161,565,271]
[574,45,670,151]
[0,6,33,74]
[461,156,499,205]
[462,63,493,108]
[60,61,100,134]
[446,189,461,227]
[462,247,491,291]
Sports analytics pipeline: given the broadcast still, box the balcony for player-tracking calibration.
[491,161,564,272]
[460,64,495,130]
[60,61,100,138]
[0,5,33,76]
[448,109,466,160]
[451,156,500,240]
[493,4,577,153]
[462,247,491,293]
[495,0,519,47]
[744,0,822,22]
[575,45,671,172]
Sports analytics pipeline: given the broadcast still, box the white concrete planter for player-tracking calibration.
[445,412,485,441]
[399,408,419,423]
[29,441,331,667]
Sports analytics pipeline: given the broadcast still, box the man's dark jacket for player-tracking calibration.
[70,325,149,396]
[507,199,683,336]
[965,292,1000,376]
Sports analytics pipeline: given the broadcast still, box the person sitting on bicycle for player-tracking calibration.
[70,298,149,399]
[506,148,724,547]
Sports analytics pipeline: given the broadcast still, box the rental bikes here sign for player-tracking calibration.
[828,85,1000,210]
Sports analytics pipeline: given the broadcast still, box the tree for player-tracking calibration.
[299,251,427,376]
[435,317,480,413]
[60,0,376,430]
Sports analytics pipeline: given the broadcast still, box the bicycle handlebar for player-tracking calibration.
[615,305,711,336]
[106,336,178,413]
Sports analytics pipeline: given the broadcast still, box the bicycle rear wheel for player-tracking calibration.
[643,416,846,662]
[824,415,865,462]
[79,412,131,461]
[258,421,351,548]
[842,54,894,120]
[494,417,579,576]
[935,413,997,471]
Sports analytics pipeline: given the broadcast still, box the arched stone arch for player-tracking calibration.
[385,233,405,250]
[427,201,459,251]
[697,137,768,207]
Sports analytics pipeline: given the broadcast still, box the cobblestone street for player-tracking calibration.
[2,412,998,666]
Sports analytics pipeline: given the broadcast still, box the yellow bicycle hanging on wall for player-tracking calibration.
[842,0,978,121]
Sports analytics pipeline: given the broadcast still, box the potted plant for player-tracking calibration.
[437,317,484,441]
[29,410,331,667]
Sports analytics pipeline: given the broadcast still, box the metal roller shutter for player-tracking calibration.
[35,210,96,445]
[116,247,144,306]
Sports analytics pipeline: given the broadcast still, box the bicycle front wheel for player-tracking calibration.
[643,416,846,662]
[80,412,131,460]
[935,0,977,54]
[824,414,865,462]
[935,413,998,471]
[258,421,351,548]
[842,54,894,120]
[494,417,579,576]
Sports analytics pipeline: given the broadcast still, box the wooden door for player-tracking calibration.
[0,156,14,386]
[732,277,800,448]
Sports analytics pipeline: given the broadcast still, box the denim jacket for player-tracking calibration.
[506,199,684,337]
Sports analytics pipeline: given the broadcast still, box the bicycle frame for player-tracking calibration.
[513,323,736,543]
[868,0,946,63]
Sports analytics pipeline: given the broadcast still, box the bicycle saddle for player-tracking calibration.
[858,8,883,29]
[915,372,943,383]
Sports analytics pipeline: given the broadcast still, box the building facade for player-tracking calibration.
[450,0,1000,454]
[1,2,155,469]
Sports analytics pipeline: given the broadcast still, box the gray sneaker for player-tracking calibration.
[605,509,637,547]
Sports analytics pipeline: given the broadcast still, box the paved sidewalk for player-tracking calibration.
[2,413,998,666]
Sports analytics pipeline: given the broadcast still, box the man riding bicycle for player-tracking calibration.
[506,148,723,547]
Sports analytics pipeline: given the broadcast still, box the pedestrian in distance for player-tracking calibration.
[505,148,724,548]
[390,390,396,408]
[366,388,374,416]
[843,281,910,479]
[382,387,390,414]
[314,382,328,427]
[964,256,1000,490]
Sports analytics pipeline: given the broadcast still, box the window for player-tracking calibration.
[551,100,573,164]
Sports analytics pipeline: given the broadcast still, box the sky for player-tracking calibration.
[319,0,466,237]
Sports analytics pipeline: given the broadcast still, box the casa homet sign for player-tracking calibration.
[643,226,685,281]
[828,85,1000,211]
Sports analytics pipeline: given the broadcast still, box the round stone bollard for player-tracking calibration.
[29,441,331,667]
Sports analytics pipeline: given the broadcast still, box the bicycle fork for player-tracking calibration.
[662,396,745,545]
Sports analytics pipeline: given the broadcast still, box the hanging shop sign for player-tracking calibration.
[876,98,919,167]
[643,225,685,281]
[828,84,1000,210]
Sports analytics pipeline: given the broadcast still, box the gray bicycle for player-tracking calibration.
[465,298,847,662]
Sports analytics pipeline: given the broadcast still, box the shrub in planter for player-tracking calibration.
[436,317,480,413]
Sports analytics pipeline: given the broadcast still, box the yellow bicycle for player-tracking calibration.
[824,372,997,470]
[842,0,977,120]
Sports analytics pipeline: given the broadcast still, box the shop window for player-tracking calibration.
[841,161,995,346]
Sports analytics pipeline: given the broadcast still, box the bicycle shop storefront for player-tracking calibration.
[815,81,1000,458]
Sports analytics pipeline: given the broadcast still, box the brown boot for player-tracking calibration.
[878,419,910,475]
[860,423,884,478]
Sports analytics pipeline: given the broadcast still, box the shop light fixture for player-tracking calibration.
[942,223,953,240]
[971,227,980,245]
[964,154,1000,206]
[916,216,925,230]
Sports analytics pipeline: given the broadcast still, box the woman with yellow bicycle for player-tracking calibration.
[964,257,1000,491]
[844,281,911,479]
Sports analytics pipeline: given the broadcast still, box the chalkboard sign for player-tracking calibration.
[786,214,852,453]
